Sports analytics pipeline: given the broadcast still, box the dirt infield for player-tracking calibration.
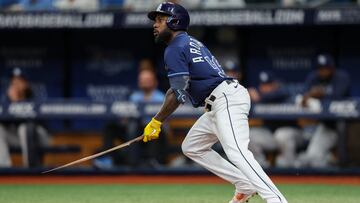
[0,175,359,185]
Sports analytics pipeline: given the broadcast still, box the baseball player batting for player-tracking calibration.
[143,2,288,203]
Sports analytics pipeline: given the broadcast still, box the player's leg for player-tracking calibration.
[0,124,12,167]
[18,123,30,167]
[214,88,287,203]
[302,123,337,168]
[274,126,303,168]
[182,112,256,194]
[248,127,277,168]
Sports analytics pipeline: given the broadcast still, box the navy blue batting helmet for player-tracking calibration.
[148,2,190,31]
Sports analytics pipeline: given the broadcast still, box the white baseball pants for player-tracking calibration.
[182,80,287,203]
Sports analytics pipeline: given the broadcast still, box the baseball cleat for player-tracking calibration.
[228,192,256,203]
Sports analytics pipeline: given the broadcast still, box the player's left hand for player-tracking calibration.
[143,118,162,142]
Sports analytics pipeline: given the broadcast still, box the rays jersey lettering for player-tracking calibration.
[164,32,230,107]
[189,38,226,78]
[189,38,205,63]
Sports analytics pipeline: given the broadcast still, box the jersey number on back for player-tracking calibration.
[204,56,226,78]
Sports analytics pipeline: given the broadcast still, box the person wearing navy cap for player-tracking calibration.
[248,71,289,104]
[292,53,351,168]
[0,67,50,168]
[145,2,288,203]
[274,54,351,168]
[301,53,350,105]
[248,71,293,168]
[5,67,33,102]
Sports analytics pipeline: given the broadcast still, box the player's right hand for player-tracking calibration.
[143,118,162,142]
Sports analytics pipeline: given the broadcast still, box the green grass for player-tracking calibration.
[0,184,359,203]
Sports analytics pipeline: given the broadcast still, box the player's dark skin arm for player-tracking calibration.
[154,89,180,122]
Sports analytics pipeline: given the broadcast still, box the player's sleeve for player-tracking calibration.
[169,75,190,104]
[164,46,190,103]
[164,46,189,78]
[301,72,317,94]
[327,71,351,99]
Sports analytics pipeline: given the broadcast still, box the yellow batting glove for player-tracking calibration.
[143,118,162,142]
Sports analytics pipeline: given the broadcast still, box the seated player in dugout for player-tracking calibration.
[0,67,50,168]
[247,71,296,168]
[144,2,288,203]
[293,53,351,168]
[300,53,350,106]
[94,60,167,169]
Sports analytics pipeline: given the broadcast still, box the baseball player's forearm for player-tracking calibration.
[154,89,180,122]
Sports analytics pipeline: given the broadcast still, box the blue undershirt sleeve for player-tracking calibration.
[169,75,189,104]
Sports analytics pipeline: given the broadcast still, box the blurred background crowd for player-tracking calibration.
[0,0,359,12]
[0,0,359,174]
